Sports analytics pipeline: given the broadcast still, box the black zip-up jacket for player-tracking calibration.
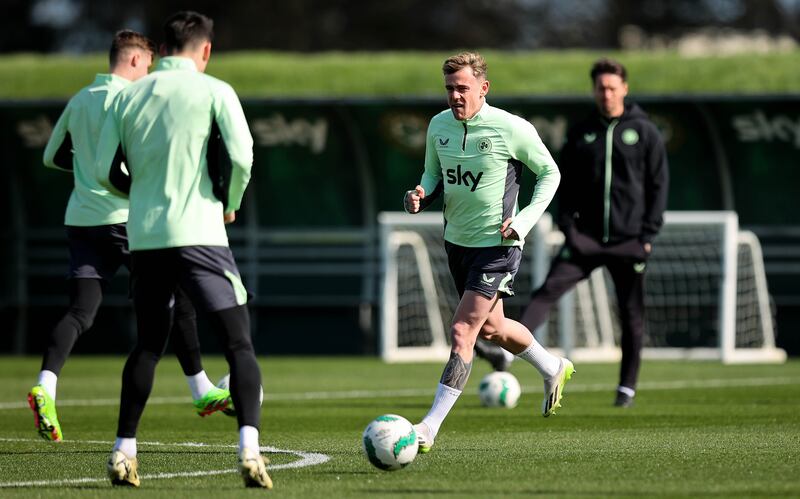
[558,102,669,246]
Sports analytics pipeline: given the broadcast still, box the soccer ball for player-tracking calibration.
[216,373,263,405]
[478,371,521,408]
[362,414,419,471]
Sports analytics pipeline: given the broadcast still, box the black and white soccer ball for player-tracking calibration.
[362,414,419,471]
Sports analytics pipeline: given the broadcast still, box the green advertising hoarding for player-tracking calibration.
[1,96,798,355]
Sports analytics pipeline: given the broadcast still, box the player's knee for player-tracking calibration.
[450,322,476,350]
[479,322,500,341]
[68,307,96,334]
[225,334,255,354]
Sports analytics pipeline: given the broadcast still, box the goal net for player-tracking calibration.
[378,211,785,364]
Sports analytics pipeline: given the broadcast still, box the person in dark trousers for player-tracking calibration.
[29,29,231,445]
[96,12,271,488]
[520,58,669,408]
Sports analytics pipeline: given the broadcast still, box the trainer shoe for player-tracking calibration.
[413,422,434,454]
[27,385,62,442]
[542,358,576,417]
[215,375,237,417]
[239,447,273,489]
[614,391,634,408]
[193,387,232,417]
[107,450,140,487]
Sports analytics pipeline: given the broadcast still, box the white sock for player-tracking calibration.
[186,370,216,400]
[239,425,260,453]
[617,386,636,397]
[37,370,58,400]
[114,437,137,458]
[420,383,462,438]
[516,340,561,378]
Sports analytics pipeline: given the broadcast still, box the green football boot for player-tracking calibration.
[193,386,232,417]
[28,385,63,442]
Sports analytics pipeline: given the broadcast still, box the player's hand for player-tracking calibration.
[643,242,652,254]
[224,211,236,224]
[499,218,519,240]
[404,185,425,214]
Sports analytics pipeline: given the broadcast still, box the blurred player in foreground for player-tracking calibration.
[403,52,574,453]
[521,58,669,408]
[96,12,270,488]
[30,29,231,444]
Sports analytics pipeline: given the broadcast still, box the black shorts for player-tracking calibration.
[66,224,130,282]
[131,246,247,312]
[445,242,523,299]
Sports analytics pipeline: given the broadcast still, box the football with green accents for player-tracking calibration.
[479,371,521,408]
[362,414,418,471]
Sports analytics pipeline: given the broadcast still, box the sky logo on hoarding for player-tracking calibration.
[732,111,800,149]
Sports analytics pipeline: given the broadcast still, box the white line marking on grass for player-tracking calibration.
[2,377,798,411]
[0,439,329,488]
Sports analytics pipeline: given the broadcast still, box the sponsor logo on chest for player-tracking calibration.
[446,164,483,192]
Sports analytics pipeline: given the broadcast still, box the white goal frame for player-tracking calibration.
[379,210,785,364]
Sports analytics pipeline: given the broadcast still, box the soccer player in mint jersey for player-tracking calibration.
[29,30,231,445]
[521,58,669,408]
[403,52,574,453]
[95,12,271,489]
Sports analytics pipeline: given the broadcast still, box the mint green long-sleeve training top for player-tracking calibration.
[419,101,561,248]
[43,73,130,226]
[95,56,254,251]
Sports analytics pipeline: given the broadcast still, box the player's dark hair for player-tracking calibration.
[109,30,155,67]
[590,58,627,83]
[162,11,214,53]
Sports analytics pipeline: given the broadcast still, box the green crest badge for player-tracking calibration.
[477,137,492,153]
[633,262,647,273]
[583,132,596,144]
[622,128,639,145]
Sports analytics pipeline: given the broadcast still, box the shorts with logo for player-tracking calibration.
[66,224,130,283]
[131,246,248,312]
[445,241,523,299]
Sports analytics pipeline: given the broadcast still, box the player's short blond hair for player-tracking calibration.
[442,52,487,79]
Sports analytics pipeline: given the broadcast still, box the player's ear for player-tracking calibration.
[202,42,212,62]
[480,79,490,97]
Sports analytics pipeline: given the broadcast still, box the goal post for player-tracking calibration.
[378,210,785,364]
[379,212,452,362]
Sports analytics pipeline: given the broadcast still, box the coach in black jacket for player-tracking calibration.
[521,58,669,407]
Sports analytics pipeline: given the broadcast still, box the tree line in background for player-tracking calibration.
[2,0,798,53]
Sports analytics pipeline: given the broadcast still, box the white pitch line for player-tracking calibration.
[0,438,329,488]
[1,376,798,411]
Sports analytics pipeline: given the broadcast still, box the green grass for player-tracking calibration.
[1,50,798,99]
[2,356,799,497]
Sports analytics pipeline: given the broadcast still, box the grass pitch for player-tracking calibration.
[1,356,799,497]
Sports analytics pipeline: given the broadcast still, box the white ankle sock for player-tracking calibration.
[239,425,260,453]
[420,383,462,438]
[186,370,216,400]
[37,370,58,400]
[516,341,561,378]
[114,437,137,458]
[617,386,636,397]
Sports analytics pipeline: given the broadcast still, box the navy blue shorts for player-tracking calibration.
[131,246,248,313]
[445,242,523,299]
[66,224,130,283]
